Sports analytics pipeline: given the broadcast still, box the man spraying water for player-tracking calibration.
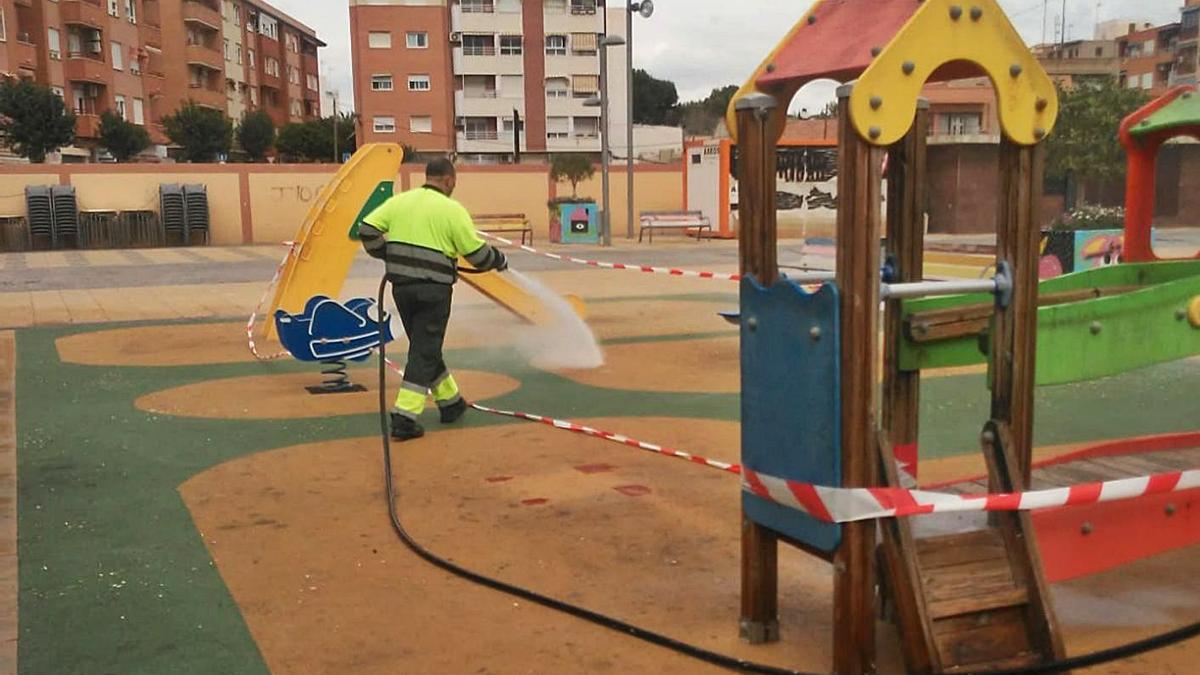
[359,158,509,441]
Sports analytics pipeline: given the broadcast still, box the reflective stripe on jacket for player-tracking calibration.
[359,185,504,284]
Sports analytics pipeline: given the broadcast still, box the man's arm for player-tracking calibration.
[358,202,391,260]
[449,205,508,272]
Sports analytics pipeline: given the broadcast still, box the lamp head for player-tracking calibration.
[631,0,654,19]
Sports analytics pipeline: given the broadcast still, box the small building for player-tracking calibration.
[1117,22,1180,96]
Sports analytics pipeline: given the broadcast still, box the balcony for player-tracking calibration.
[61,0,107,29]
[64,56,108,84]
[546,135,601,152]
[456,130,517,154]
[186,43,223,71]
[141,23,163,48]
[75,114,102,139]
[455,90,524,116]
[13,37,38,72]
[182,0,222,31]
[187,85,226,110]
[453,48,524,76]
[452,3,523,34]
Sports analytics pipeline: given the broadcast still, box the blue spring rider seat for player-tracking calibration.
[274,296,395,394]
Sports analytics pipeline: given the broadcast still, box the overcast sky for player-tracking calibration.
[269,0,1180,116]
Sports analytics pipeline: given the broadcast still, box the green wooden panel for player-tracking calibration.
[897,261,1200,384]
[347,181,395,240]
[1131,91,1200,138]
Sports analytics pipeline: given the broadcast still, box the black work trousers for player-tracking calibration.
[392,281,453,389]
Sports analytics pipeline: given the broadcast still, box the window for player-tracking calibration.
[462,0,494,13]
[570,0,597,15]
[224,38,231,61]
[1141,72,1153,89]
[545,0,567,13]
[114,95,127,120]
[51,86,65,100]
[130,50,141,74]
[545,35,567,56]
[373,116,397,133]
[572,74,599,97]
[248,49,256,67]
[132,98,145,125]
[290,98,302,116]
[410,115,433,133]
[573,116,599,138]
[547,116,569,139]
[408,75,431,91]
[111,41,123,70]
[307,74,319,91]
[368,31,391,49]
[236,45,242,64]
[1094,47,1103,57]
[258,14,278,40]
[47,29,61,59]
[126,0,137,24]
[406,32,428,49]
[288,65,299,85]
[499,35,522,56]
[286,34,299,53]
[463,117,496,140]
[462,34,494,56]
[571,32,598,55]
[249,87,259,105]
[371,74,393,91]
[937,112,982,136]
[0,8,6,42]
[546,77,569,98]
[500,75,523,96]
[108,0,119,18]
[265,57,279,77]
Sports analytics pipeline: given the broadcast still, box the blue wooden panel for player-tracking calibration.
[740,276,842,552]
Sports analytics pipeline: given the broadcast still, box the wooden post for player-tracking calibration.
[991,139,1044,487]
[833,84,881,675]
[881,101,929,481]
[736,92,782,644]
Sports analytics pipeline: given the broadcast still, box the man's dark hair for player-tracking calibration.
[426,158,456,178]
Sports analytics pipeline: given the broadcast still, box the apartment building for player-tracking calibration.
[0,0,321,161]
[1117,22,1179,96]
[350,0,629,162]
[1176,1,1200,86]
[1033,40,1122,88]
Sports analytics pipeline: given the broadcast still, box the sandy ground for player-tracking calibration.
[180,418,1199,675]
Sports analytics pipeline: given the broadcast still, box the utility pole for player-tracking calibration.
[1060,0,1068,47]
[626,5,635,240]
[513,108,522,164]
[599,36,613,247]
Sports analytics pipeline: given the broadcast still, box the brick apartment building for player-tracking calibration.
[0,0,322,161]
[1117,22,1179,96]
[349,0,630,163]
[1177,0,1200,86]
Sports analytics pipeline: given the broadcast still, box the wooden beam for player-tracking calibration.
[736,92,783,645]
[833,85,880,675]
[879,103,934,673]
[990,140,1044,487]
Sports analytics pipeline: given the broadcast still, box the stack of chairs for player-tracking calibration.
[183,184,209,245]
[159,184,187,246]
[51,186,79,248]
[25,186,54,250]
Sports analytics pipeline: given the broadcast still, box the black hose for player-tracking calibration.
[372,275,1199,675]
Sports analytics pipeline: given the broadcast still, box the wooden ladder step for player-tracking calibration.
[927,585,1030,620]
[933,606,1036,669]
[945,650,1045,673]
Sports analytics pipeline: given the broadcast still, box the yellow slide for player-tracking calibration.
[266,143,583,339]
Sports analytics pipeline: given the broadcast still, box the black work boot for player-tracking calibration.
[390,413,425,441]
[439,398,468,424]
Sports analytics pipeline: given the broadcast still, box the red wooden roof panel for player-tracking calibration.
[757,0,923,90]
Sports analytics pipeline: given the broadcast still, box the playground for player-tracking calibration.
[2,1,1200,673]
[1,235,1197,673]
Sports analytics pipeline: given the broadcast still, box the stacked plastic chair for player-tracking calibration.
[24,186,54,249]
[50,186,79,247]
[159,184,186,246]
[183,184,210,245]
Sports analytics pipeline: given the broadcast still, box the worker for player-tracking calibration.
[359,158,508,441]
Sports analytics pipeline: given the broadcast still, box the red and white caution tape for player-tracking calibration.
[478,232,743,282]
[246,241,298,361]
[470,403,742,475]
[742,467,1200,524]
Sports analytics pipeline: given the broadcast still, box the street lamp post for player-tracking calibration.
[327,90,339,163]
[626,1,654,239]
[585,33,626,247]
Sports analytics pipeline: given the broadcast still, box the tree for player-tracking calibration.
[98,111,150,162]
[237,111,276,162]
[674,84,740,136]
[549,154,594,198]
[1045,77,1149,201]
[0,79,76,163]
[632,69,680,125]
[162,102,233,162]
[273,114,357,162]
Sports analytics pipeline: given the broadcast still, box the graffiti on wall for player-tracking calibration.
[731,147,842,214]
[269,183,329,203]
